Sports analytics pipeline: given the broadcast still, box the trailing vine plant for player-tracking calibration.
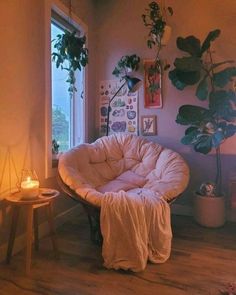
[112,54,141,79]
[168,29,236,195]
[142,1,173,98]
[52,30,88,96]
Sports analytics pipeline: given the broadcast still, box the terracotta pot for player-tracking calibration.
[194,194,226,228]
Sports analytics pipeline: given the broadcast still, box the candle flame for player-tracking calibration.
[27,176,31,182]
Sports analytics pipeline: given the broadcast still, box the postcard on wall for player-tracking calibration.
[99,80,138,136]
[141,115,157,136]
[144,59,162,109]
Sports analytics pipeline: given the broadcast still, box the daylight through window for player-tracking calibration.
[51,19,85,154]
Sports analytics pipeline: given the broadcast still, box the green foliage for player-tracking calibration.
[52,30,88,95]
[52,107,69,152]
[52,139,60,154]
[169,29,236,194]
[112,54,140,78]
[142,1,173,96]
[142,1,173,49]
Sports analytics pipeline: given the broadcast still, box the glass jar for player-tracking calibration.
[20,169,39,199]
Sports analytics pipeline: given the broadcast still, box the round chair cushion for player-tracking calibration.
[58,133,189,207]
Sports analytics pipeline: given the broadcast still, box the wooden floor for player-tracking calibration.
[0,213,236,295]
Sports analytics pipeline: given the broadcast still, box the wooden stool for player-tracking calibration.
[5,188,59,275]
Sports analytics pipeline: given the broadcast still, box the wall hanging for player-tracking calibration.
[99,80,139,136]
[141,115,157,136]
[99,55,141,136]
[144,60,162,108]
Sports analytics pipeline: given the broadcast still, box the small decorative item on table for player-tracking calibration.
[141,115,157,136]
[20,169,39,200]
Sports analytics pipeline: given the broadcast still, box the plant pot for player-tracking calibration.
[194,194,226,228]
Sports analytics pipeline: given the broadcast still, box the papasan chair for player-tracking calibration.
[58,133,189,244]
[58,133,189,271]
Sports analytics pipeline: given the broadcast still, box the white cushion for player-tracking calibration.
[58,133,189,206]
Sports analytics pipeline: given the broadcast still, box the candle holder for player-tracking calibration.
[20,169,39,199]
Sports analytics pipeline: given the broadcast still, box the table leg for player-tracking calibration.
[6,206,20,264]
[33,208,39,251]
[26,205,33,275]
[47,202,59,258]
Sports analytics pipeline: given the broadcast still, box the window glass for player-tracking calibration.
[51,22,85,153]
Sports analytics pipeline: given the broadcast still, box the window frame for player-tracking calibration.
[45,0,88,178]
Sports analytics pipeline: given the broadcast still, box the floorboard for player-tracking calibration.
[0,214,235,295]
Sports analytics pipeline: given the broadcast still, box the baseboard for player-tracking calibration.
[171,204,193,216]
[0,204,83,263]
[171,203,236,223]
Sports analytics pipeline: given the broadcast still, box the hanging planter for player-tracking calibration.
[142,1,173,99]
[52,30,88,96]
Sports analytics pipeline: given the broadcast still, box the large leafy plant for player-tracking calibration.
[52,30,88,95]
[169,29,236,195]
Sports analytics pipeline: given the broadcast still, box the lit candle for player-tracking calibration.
[20,176,39,199]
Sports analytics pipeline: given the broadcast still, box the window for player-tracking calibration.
[51,15,86,154]
[45,1,88,178]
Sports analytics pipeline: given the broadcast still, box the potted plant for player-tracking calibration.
[168,29,236,227]
[52,139,60,160]
[52,30,88,96]
[142,1,173,97]
[112,54,140,78]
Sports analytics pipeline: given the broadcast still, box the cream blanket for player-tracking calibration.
[100,188,172,272]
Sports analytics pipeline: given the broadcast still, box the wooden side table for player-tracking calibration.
[5,188,59,275]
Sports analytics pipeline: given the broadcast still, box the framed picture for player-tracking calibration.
[141,115,157,136]
[144,59,162,109]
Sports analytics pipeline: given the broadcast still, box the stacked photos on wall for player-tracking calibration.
[99,80,138,136]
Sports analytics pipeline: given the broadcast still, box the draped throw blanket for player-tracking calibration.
[100,189,172,272]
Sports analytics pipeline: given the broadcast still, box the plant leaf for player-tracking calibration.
[181,128,200,145]
[209,90,236,121]
[193,135,212,154]
[196,77,208,100]
[223,124,236,138]
[177,36,201,56]
[175,70,201,85]
[174,57,202,72]
[168,69,187,90]
[212,130,224,147]
[201,29,221,55]
[213,67,236,88]
[185,126,199,135]
[176,105,210,125]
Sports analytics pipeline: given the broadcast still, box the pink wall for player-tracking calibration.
[0,0,96,246]
[94,0,236,206]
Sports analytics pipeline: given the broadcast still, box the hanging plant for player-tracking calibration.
[52,30,88,95]
[112,54,141,79]
[142,1,173,96]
